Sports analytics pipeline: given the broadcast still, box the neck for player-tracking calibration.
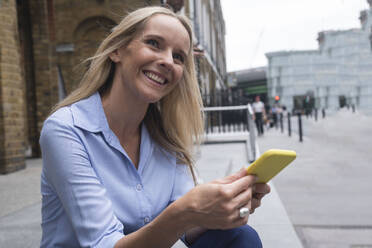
[101,87,148,139]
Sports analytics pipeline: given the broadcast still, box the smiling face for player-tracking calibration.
[109,14,191,106]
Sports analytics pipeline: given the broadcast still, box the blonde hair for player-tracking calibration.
[51,6,204,183]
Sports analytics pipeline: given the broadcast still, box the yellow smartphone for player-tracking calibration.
[246,149,296,183]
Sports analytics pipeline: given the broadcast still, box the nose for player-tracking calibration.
[159,49,174,71]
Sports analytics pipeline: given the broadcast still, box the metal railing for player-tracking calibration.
[203,104,257,162]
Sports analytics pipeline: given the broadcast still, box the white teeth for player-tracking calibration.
[144,71,166,84]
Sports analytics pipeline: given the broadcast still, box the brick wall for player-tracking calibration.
[0,0,26,173]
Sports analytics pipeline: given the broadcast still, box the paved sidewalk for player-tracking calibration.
[257,109,372,248]
[0,159,42,248]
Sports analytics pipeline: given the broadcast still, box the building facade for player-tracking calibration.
[187,0,227,95]
[0,0,226,173]
[266,0,372,115]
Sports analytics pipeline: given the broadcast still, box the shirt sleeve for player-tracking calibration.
[168,163,195,247]
[169,163,195,203]
[40,117,124,248]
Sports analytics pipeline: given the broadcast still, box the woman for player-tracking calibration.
[40,6,270,248]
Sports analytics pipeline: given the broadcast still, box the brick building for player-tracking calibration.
[0,0,226,173]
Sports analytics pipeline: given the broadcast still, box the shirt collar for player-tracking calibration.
[71,92,109,132]
[71,92,154,168]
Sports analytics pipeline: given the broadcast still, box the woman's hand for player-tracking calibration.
[250,183,271,214]
[179,168,259,230]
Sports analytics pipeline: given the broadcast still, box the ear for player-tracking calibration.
[109,49,121,63]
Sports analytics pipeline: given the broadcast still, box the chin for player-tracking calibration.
[139,88,173,104]
[138,92,164,104]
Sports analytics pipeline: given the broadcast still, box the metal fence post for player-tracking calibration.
[288,112,291,137]
[205,111,209,134]
[247,104,256,161]
[280,113,284,133]
[298,112,303,142]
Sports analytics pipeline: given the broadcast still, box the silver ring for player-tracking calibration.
[239,207,250,218]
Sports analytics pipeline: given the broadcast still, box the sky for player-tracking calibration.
[220,0,370,72]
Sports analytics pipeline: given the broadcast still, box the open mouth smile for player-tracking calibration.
[143,70,168,85]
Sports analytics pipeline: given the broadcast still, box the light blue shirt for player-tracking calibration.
[39,92,194,247]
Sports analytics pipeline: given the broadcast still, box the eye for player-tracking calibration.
[145,39,159,48]
[173,53,185,64]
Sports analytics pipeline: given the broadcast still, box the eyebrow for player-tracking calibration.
[143,34,189,58]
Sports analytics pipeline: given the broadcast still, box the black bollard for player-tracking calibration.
[315,108,318,122]
[288,112,291,137]
[280,113,284,133]
[298,113,303,142]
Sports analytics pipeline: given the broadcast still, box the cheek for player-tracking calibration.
[168,69,184,93]
[174,67,184,82]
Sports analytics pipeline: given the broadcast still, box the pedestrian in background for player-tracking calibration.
[252,95,266,136]
[39,6,270,248]
[271,104,278,128]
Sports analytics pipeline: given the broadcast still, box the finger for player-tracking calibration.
[250,198,261,214]
[235,167,248,178]
[228,175,257,197]
[230,203,251,223]
[253,183,271,194]
[215,168,247,184]
[231,187,253,210]
[253,193,266,201]
[234,212,250,226]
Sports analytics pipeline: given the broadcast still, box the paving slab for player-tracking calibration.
[0,158,42,218]
[0,203,41,248]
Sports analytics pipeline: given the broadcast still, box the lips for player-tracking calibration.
[143,70,167,85]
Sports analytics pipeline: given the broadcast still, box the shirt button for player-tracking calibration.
[136,184,142,191]
[144,217,150,223]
